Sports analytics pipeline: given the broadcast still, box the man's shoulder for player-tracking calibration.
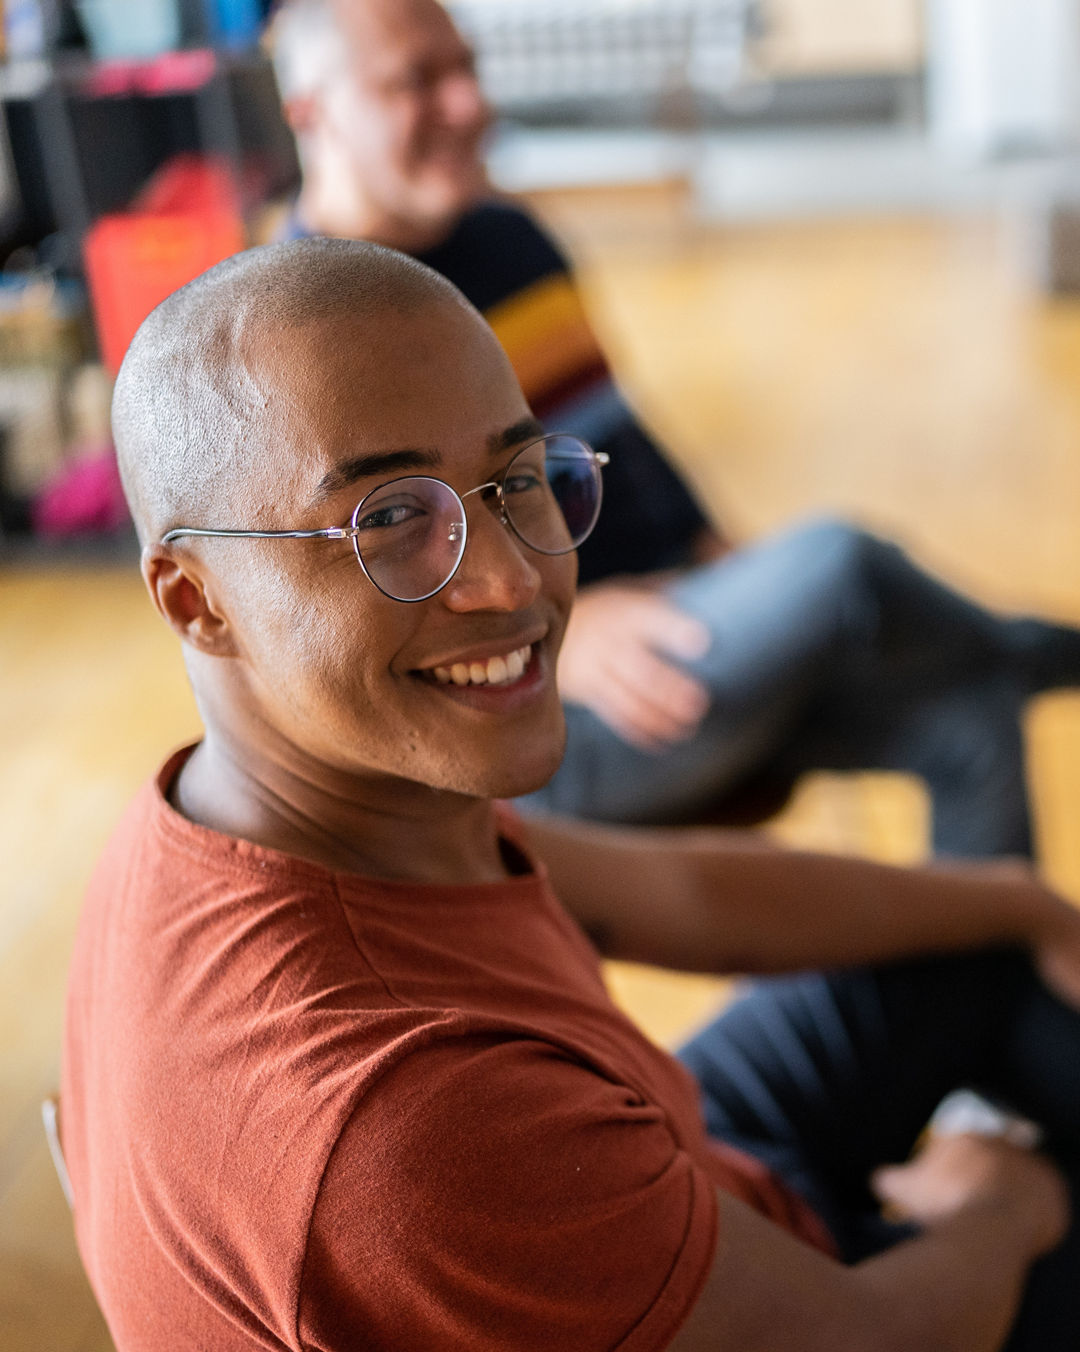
[420,198,571,313]
[453,198,557,244]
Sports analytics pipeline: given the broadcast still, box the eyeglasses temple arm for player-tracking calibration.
[160,526,352,544]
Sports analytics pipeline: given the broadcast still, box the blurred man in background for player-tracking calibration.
[268,0,1080,857]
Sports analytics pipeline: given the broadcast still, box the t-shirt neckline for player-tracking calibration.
[151,743,548,901]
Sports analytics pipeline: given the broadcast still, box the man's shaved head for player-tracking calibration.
[113,238,471,544]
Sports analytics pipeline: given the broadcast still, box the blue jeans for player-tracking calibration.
[520,519,1080,856]
[677,952,1080,1349]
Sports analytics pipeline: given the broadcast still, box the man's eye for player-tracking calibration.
[394,66,437,94]
[356,502,423,531]
[503,471,544,496]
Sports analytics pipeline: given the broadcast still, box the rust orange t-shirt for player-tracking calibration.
[62,749,833,1351]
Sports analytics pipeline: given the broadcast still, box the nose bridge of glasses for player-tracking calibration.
[460,479,508,525]
[446,480,543,605]
[438,481,504,553]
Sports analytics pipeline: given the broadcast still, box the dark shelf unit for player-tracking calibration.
[0,9,296,562]
[1,43,297,271]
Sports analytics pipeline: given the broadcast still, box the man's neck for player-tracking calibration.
[294,181,456,257]
[171,739,516,887]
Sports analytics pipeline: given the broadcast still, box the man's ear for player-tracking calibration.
[141,546,239,658]
[282,92,320,138]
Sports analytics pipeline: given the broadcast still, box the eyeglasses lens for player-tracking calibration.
[348,436,602,602]
[503,435,602,555]
[350,476,466,602]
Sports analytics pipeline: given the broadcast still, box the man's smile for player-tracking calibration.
[410,635,551,712]
[429,643,533,688]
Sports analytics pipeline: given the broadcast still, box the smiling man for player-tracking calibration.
[62,239,1080,1350]
[276,0,491,254]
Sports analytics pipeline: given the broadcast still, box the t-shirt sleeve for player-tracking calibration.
[297,1034,718,1352]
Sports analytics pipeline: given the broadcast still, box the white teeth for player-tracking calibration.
[429,645,532,688]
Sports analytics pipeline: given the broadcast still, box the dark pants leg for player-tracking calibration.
[676,952,1080,1348]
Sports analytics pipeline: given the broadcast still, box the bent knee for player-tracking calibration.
[786,517,890,587]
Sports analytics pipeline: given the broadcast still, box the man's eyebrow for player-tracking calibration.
[311,448,441,502]
[310,417,544,503]
[488,417,544,455]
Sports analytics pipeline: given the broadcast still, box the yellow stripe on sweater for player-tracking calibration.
[485,274,608,406]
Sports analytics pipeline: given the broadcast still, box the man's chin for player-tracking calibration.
[437,730,567,804]
[418,166,489,223]
[490,762,564,804]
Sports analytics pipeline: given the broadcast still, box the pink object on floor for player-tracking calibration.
[32,446,130,536]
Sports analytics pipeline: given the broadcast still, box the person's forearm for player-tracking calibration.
[527,817,1070,975]
[674,843,1060,977]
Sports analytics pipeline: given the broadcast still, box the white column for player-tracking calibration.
[926,0,1080,159]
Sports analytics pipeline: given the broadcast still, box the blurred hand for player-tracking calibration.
[948,856,1080,1013]
[872,1133,1069,1259]
[558,582,711,752]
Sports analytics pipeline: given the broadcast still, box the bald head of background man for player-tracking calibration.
[272,0,493,251]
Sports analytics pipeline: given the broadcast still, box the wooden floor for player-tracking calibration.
[6,196,1080,1347]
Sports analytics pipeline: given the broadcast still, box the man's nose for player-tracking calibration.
[440,495,541,613]
[439,69,490,128]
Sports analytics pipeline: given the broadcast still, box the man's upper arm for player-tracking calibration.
[667,1192,882,1352]
[670,1186,1039,1352]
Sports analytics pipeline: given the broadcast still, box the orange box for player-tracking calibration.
[84,155,246,375]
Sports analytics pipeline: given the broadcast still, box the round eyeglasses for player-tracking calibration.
[160,433,607,603]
